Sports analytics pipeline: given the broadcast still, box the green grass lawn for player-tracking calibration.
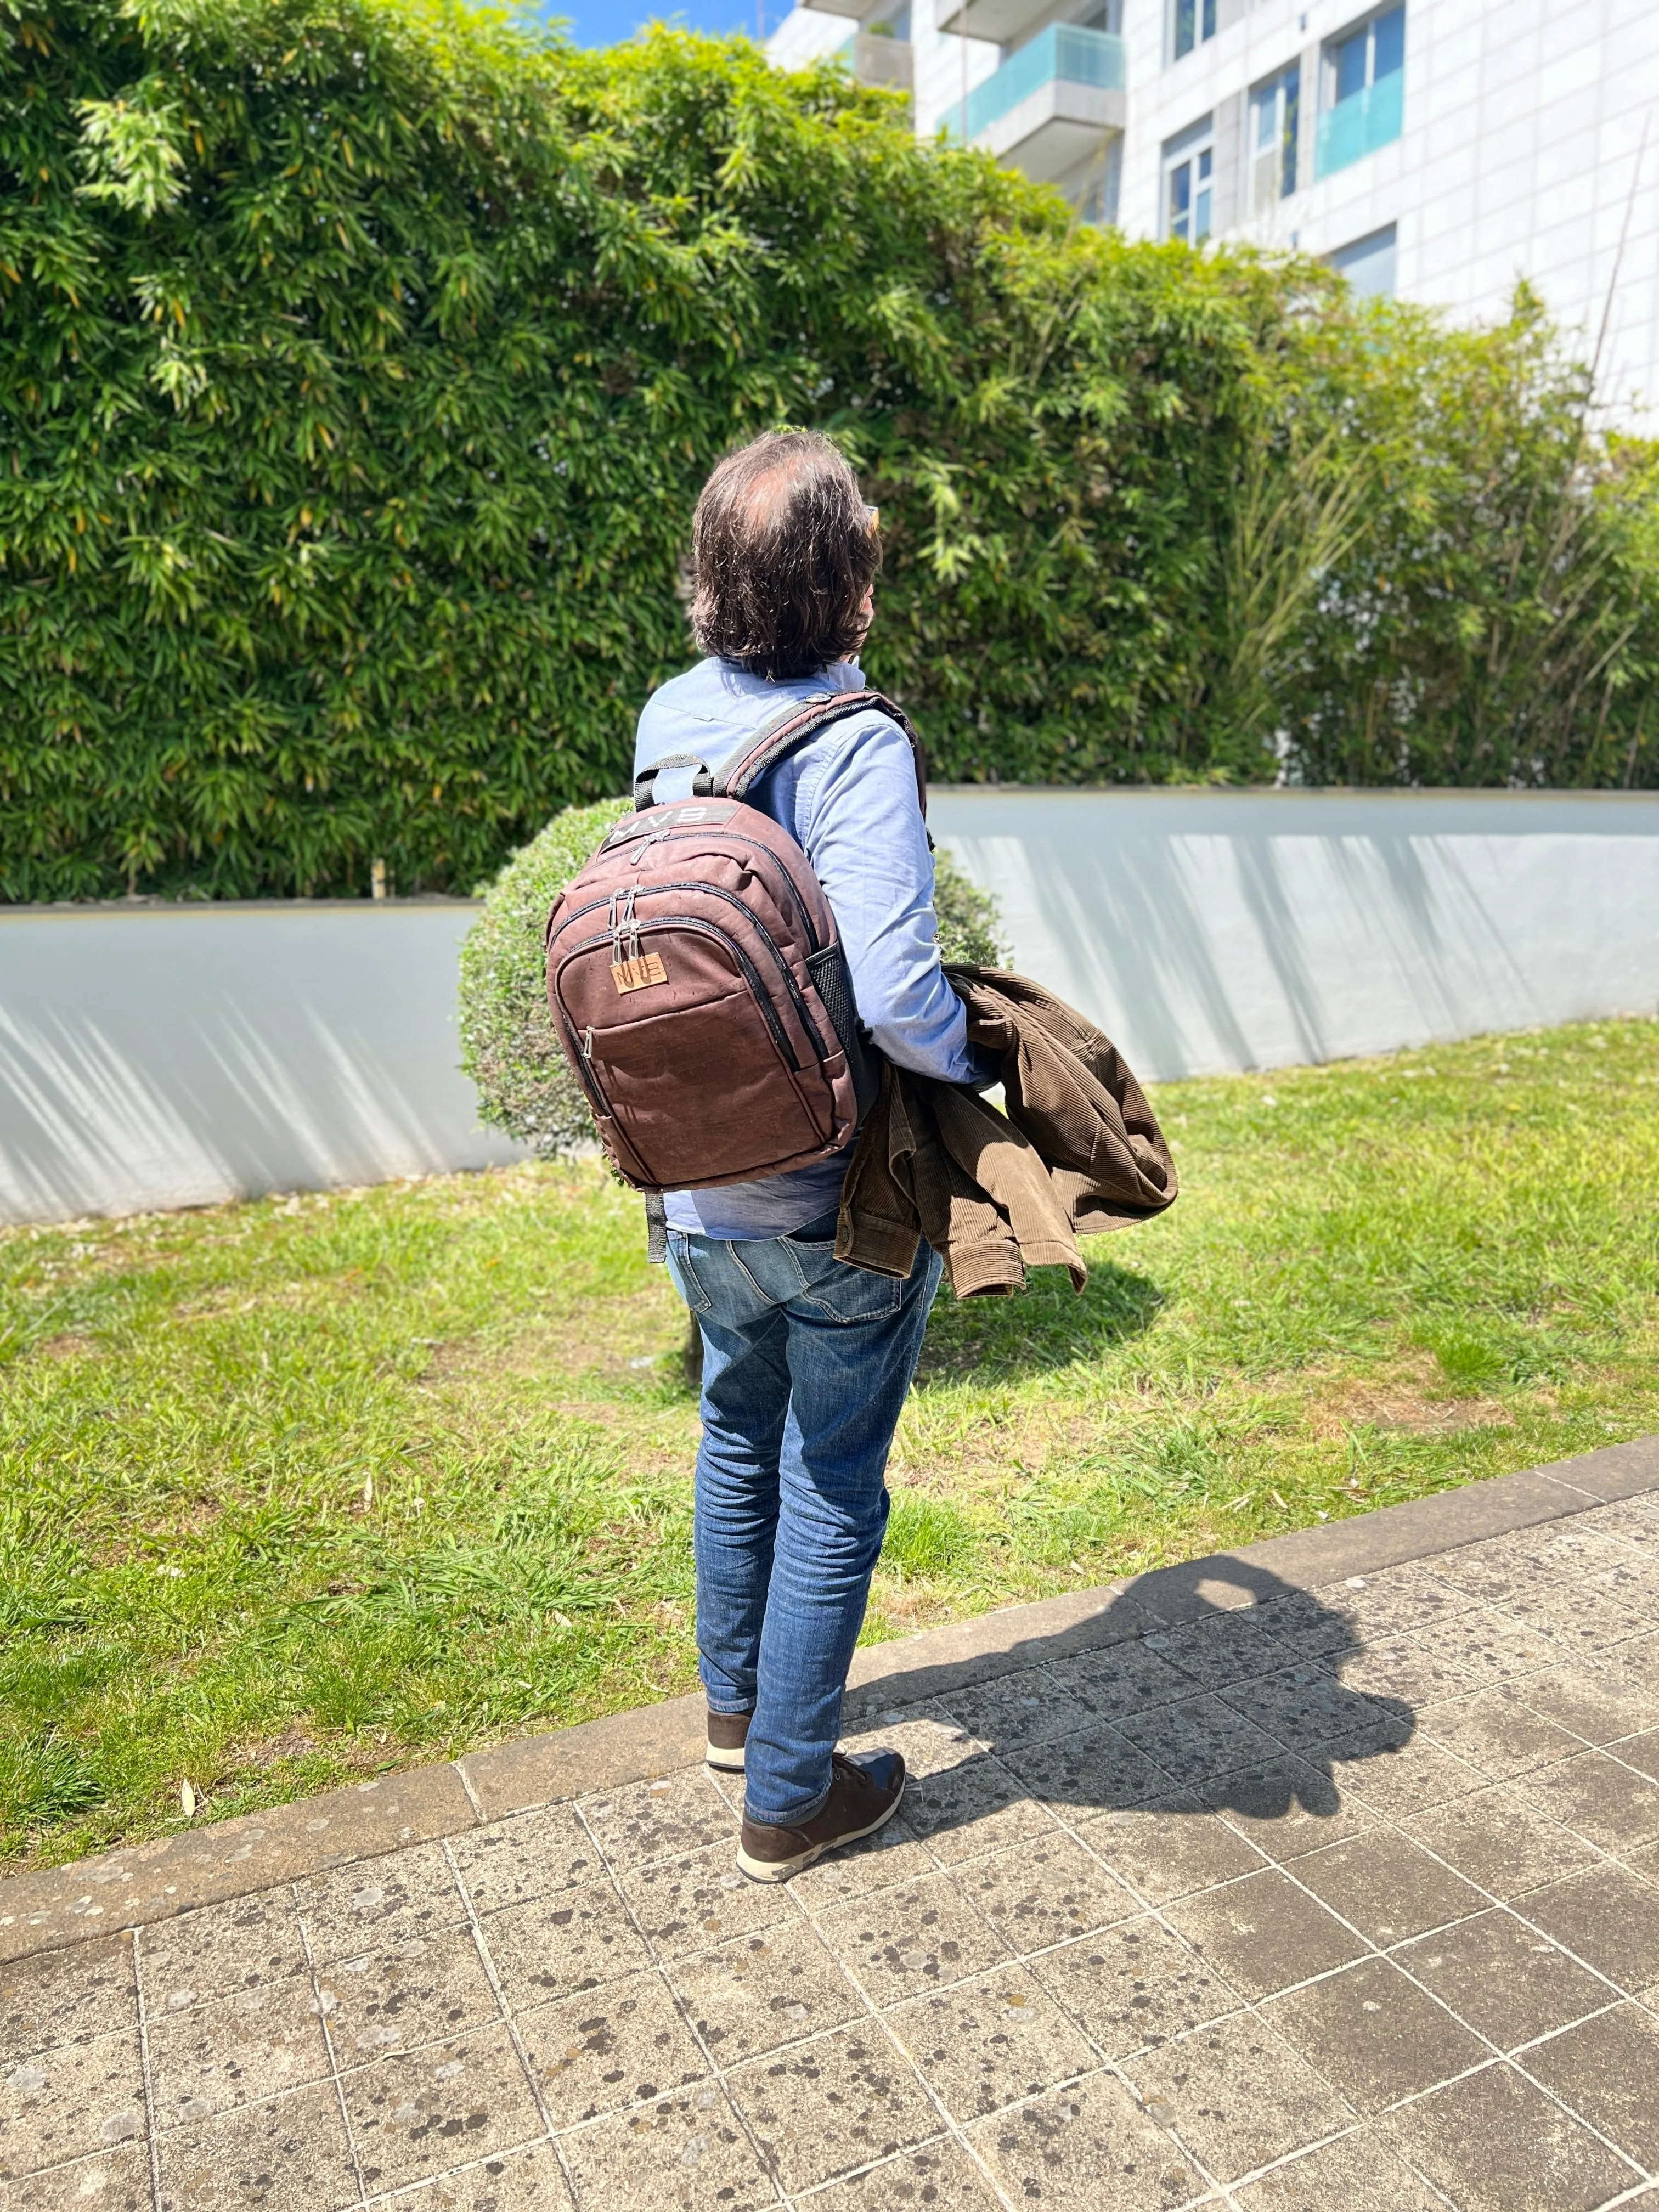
[3,1014,1657,1871]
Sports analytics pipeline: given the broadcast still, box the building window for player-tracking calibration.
[1172,0,1216,62]
[1317,6,1404,178]
[1164,120,1215,245]
[1249,63,1300,213]
[1328,222,1397,296]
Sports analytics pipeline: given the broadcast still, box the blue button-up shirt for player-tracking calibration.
[633,655,987,1238]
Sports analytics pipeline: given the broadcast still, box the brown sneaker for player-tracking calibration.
[706,1709,752,1773]
[737,1750,906,1883]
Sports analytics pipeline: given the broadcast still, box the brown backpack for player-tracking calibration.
[544,690,924,1255]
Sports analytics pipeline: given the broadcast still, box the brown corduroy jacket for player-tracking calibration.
[833,967,1178,1298]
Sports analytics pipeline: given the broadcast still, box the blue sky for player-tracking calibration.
[541,0,775,48]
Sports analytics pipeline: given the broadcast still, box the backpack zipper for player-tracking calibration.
[556,883,828,1062]
[558,917,803,1073]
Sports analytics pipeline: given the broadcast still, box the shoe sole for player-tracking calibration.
[735,1770,905,1884]
[705,1741,746,1773]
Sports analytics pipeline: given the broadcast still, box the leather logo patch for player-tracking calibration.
[611,953,668,995]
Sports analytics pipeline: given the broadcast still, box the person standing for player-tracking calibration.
[634,430,993,1881]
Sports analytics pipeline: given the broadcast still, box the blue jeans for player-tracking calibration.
[664,1213,943,1825]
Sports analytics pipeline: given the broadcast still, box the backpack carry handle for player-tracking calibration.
[634,753,717,811]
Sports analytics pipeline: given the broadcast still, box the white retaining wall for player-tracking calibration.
[930,788,1659,1083]
[3,789,1656,1224]
[0,902,523,1227]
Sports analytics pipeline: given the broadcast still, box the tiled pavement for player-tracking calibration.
[7,1465,1659,2209]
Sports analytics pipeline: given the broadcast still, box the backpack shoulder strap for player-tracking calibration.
[712,690,928,816]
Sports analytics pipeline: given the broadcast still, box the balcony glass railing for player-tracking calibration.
[1314,67,1403,179]
[945,22,1124,142]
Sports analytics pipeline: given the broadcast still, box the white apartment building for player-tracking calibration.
[766,0,1659,422]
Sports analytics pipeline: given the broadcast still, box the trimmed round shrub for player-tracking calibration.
[459,802,1010,1154]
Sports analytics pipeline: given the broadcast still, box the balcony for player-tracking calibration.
[936,0,1053,46]
[945,23,1125,186]
[834,29,915,92]
[1314,68,1403,180]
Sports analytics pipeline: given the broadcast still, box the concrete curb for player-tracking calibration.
[4,1436,1656,1965]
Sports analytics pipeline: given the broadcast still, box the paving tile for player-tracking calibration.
[575,1771,732,1875]
[1396,1907,1613,2050]
[838,1708,979,1779]
[316,1927,499,2064]
[1519,1748,1659,1852]
[1514,1585,1651,1662]
[0,2026,146,2172]
[1122,2010,1355,2184]
[1218,1665,1393,1756]
[1522,1861,1659,1989]
[1144,1611,1274,1691]
[342,2022,543,2194]
[1401,1784,1600,1900]
[142,1890,308,2011]
[397,2138,575,2209]
[967,2069,1214,2210]
[1430,1537,1544,1607]
[1522,2001,1659,2168]
[936,1667,1072,1754]
[1344,1562,1484,1638]
[887,1961,1096,2121]
[557,2081,775,2211]
[1382,2060,1638,2212]
[1266,1951,1483,2113]
[294,1844,466,1964]
[785,1817,939,1909]
[956,1832,1137,1955]
[478,1875,652,2010]
[1519,1665,1659,1747]
[726,2017,937,2194]
[1610,1727,1659,1782]
[884,1964,1106,2132]
[1332,1636,1480,1708]
[1043,1646,1195,1724]
[1291,1830,1486,1945]
[894,1752,1059,1866]
[517,1967,706,2126]
[1116,1694,1284,1789]
[1166,1870,1368,2002]
[1035,1916,1239,2057]
[1621,1633,1659,1692]
[1411,1611,1559,1688]
[999,1721,1169,1816]
[147,1974,332,2128]
[811,1871,1007,2008]
[1256,1588,1368,1660]
[0,1935,136,2065]
[614,1840,792,1961]
[1086,1795,1266,1903]
[0,2139,153,2211]
[1331,1729,1487,1820]
[1230,2126,1451,2208]
[1418,1688,1588,1781]
[800,2135,1006,2210]
[1203,1754,1376,1862]
[154,2078,358,2211]
[448,1804,602,1915]
[667,1918,860,2064]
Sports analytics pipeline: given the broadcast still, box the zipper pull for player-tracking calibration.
[582,1025,594,1059]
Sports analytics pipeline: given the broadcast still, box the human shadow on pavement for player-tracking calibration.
[842,1551,1417,1850]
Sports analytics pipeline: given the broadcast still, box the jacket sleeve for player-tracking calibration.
[796,713,996,1087]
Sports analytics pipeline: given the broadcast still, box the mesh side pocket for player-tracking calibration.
[806,943,859,1057]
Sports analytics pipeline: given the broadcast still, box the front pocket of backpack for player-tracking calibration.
[580,980,827,1188]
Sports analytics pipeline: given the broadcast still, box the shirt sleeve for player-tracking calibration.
[795,713,996,1087]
